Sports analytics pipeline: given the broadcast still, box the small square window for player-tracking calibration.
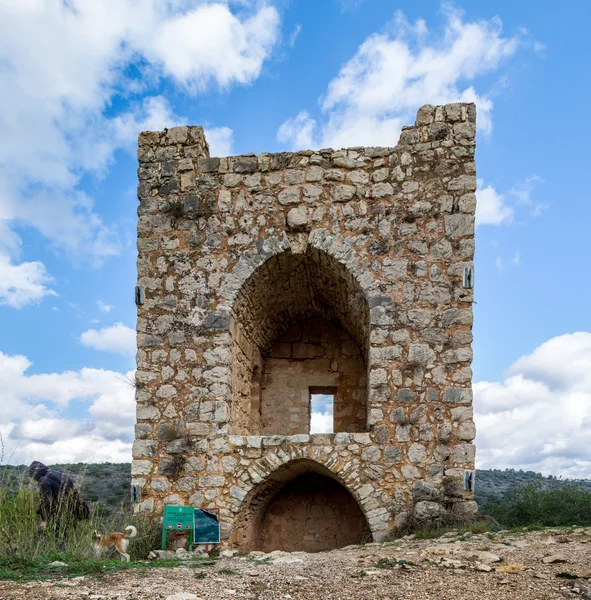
[309,387,335,434]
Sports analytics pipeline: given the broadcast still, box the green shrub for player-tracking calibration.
[0,486,96,560]
[483,482,591,528]
[0,471,159,563]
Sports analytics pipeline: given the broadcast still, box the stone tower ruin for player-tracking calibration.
[132,102,478,551]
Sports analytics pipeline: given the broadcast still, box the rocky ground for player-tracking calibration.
[3,528,591,600]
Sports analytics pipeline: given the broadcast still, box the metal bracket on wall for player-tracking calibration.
[135,285,145,305]
[131,484,141,503]
[463,267,473,289]
[464,470,475,492]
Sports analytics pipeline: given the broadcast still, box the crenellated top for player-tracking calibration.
[137,102,476,172]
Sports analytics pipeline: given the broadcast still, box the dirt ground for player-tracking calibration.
[2,528,591,600]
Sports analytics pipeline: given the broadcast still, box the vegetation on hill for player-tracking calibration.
[3,462,591,532]
[2,459,591,580]
[0,463,131,514]
[474,468,591,506]
[480,481,591,529]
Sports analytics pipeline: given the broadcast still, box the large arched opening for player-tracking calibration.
[232,459,370,552]
[229,245,370,435]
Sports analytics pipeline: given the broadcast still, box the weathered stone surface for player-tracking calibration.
[413,480,440,502]
[452,443,476,464]
[287,206,308,229]
[132,440,158,457]
[396,389,416,403]
[384,446,401,463]
[414,500,446,521]
[278,186,301,205]
[458,422,476,441]
[444,388,473,404]
[132,103,477,549]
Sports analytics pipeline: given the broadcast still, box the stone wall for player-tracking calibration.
[262,318,366,434]
[132,102,478,548]
[260,473,368,553]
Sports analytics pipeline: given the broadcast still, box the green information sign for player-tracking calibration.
[194,509,220,544]
[162,506,195,551]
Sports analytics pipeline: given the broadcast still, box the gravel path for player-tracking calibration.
[2,529,591,600]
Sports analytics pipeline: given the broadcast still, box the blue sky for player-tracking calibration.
[1,0,590,476]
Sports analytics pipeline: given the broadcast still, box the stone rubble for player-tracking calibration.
[3,529,591,599]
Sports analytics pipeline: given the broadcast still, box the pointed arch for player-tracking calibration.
[226,231,374,435]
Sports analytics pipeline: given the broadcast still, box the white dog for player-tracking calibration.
[93,525,137,562]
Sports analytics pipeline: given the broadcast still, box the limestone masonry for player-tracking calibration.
[132,102,478,552]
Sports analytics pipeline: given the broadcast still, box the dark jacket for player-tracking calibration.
[28,461,89,522]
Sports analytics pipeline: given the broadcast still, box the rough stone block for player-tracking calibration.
[444,387,473,404]
[414,500,446,521]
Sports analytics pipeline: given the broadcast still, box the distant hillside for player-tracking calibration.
[2,463,590,514]
[474,468,591,506]
[0,463,131,515]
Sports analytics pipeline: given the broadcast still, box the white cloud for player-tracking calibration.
[277,111,317,151]
[475,179,513,227]
[475,332,591,478]
[0,350,135,465]
[11,418,91,445]
[9,190,121,267]
[310,394,334,434]
[80,323,136,356]
[277,7,520,150]
[288,24,302,48]
[511,175,542,205]
[205,126,235,157]
[509,175,546,217]
[145,3,280,91]
[0,253,56,308]
[509,332,591,392]
[109,96,185,151]
[97,301,112,313]
[0,1,280,280]
[310,411,334,434]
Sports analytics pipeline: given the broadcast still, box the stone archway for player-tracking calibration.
[231,459,371,552]
[228,239,371,436]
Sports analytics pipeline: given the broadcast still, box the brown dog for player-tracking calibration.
[93,525,137,562]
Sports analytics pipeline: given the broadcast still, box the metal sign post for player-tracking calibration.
[162,506,194,551]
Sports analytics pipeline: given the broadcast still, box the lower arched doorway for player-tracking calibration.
[232,459,370,552]
[261,472,367,552]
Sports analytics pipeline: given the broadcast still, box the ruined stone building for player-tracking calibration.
[132,102,477,552]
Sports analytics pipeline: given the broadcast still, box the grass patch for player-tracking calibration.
[249,556,273,564]
[0,468,161,564]
[0,455,216,582]
[218,568,240,576]
[508,524,545,533]
[413,521,490,540]
[375,558,415,569]
[0,554,217,581]
[0,554,148,581]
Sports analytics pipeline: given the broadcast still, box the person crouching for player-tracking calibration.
[28,461,89,550]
